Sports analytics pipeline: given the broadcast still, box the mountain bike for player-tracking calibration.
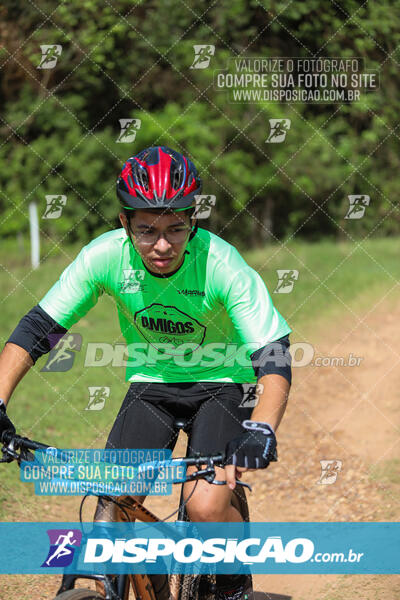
[1,417,252,600]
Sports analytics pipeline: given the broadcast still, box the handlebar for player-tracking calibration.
[1,430,48,451]
[0,431,251,490]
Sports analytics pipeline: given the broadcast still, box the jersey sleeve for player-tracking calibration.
[39,245,105,329]
[214,246,292,349]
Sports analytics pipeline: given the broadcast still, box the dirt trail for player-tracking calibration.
[246,295,400,600]
[1,297,400,600]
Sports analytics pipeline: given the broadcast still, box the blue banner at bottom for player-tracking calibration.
[0,522,398,574]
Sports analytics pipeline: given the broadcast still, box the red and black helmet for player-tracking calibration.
[116,146,202,211]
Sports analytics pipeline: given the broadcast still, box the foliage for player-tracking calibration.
[1,0,399,248]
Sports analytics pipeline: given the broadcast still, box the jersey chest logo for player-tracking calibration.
[134,303,206,355]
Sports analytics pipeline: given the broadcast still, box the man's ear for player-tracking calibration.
[119,212,128,233]
[191,210,199,231]
[189,212,198,241]
[189,208,197,229]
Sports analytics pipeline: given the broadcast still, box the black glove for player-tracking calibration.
[0,400,16,444]
[225,420,277,469]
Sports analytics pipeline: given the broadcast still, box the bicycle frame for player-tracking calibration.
[1,427,251,600]
[57,457,233,600]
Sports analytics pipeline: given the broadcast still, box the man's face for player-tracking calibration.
[119,209,193,275]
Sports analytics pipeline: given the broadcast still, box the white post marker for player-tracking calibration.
[29,201,40,269]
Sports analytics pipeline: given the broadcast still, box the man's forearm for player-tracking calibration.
[250,373,290,431]
[0,343,34,405]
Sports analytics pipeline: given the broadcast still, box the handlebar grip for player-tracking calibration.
[1,430,14,445]
[1,431,48,451]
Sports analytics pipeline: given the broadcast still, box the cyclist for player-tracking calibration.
[0,146,292,600]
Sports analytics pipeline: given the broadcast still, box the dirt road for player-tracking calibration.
[1,297,399,600]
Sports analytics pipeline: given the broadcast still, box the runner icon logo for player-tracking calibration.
[274,270,299,294]
[37,45,62,69]
[239,383,264,408]
[41,529,82,567]
[193,195,216,219]
[266,119,291,143]
[318,460,342,485]
[41,333,82,372]
[116,119,142,143]
[345,195,370,219]
[119,269,146,293]
[42,195,67,219]
[190,45,215,69]
[85,386,110,411]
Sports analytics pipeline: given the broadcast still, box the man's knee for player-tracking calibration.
[186,496,228,521]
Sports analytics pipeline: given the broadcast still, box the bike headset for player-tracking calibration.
[116,145,202,245]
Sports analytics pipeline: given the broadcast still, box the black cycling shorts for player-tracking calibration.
[106,382,253,456]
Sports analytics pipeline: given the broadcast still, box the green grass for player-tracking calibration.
[0,235,399,518]
[370,459,400,485]
[246,237,400,340]
[368,459,400,519]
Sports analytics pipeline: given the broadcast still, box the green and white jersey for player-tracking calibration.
[39,228,291,383]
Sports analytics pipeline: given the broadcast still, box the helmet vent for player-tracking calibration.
[134,163,149,191]
[171,162,184,190]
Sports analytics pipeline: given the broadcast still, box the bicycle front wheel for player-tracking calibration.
[53,590,104,600]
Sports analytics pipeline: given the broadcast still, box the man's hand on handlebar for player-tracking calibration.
[224,420,277,489]
[0,400,16,444]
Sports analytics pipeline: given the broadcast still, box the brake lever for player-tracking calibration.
[18,447,35,465]
[211,478,252,491]
[185,468,252,491]
[0,438,20,463]
[185,467,216,483]
[0,451,16,463]
[234,480,252,491]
